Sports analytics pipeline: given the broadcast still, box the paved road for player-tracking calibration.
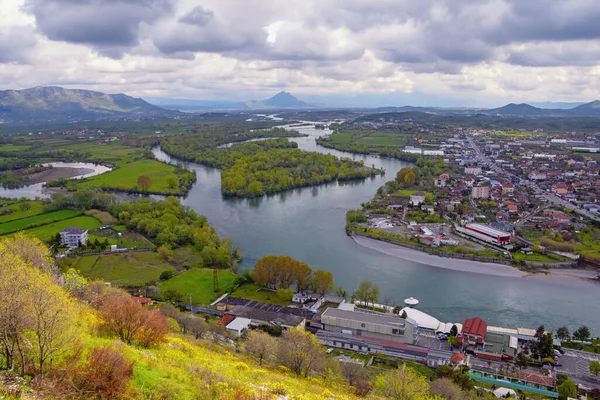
[466,136,600,222]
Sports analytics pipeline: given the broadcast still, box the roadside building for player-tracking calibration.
[471,186,490,199]
[461,223,511,245]
[458,317,487,346]
[321,308,415,344]
[59,227,88,248]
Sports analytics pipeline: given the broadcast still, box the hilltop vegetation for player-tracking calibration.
[1,235,496,400]
[162,137,384,197]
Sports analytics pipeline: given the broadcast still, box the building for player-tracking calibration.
[215,297,313,329]
[225,317,252,337]
[553,183,568,195]
[501,183,514,194]
[458,317,487,345]
[465,165,482,175]
[462,223,512,245]
[60,227,88,248]
[410,192,425,206]
[321,308,415,344]
[529,171,547,180]
[471,186,490,199]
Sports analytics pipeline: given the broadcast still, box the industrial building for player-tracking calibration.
[463,223,512,245]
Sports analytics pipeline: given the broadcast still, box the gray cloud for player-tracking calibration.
[23,0,175,58]
[0,26,37,64]
[179,6,214,26]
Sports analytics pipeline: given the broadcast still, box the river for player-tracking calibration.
[1,127,597,332]
[151,123,600,333]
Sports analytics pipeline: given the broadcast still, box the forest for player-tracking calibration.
[162,136,385,197]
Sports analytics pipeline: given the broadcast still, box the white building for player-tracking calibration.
[464,165,482,175]
[225,317,252,337]
[410,192,425,206]
[60,227,88,248]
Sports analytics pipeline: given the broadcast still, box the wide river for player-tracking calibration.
[151,123,600,333]
[1,126,597,332]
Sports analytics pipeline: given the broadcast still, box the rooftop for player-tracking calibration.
[462,317,487,338]
[322,308,408,329]
[399,307,440,331]
[225,317,252,331]
[61,226,87,235]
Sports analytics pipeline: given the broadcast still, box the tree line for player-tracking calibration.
[251,255,334,295]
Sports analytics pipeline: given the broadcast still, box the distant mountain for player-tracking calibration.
[0,86,177,122]
[245,91,315,110]
[530,101,586,109]
[569,100,600,115]
[485,103,552,116]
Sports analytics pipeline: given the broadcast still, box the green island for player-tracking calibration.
[161,136,385,197]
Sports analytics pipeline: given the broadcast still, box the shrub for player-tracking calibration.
[159,270,174,281]
[73,346,134,399]
[355,380,372,397]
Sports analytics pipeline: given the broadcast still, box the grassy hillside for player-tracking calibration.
[158,269,239,305]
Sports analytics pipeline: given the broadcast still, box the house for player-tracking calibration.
[132,296,152,306]
[410,192,425,206]
[501,183,514,194]
[216,297,313,329]
[225,317,252,337]
[553,183,568,195]
[507,204,518,213]
[458,317,487,345]
[471,186,489,199]
[434,173,449,187]
[60,227,88,248]
[464,165,482,175]
[529,171,547,180]
[321,308,415,344]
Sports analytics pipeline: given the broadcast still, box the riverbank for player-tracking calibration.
[352,235,599,282]
[352,234,525,277]
[28,166,94,185]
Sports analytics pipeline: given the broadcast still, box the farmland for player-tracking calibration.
[158,268,239,305]
[20,216,101,241]
[73,252,176,286]
[0,200,46,222]
[0,209,80,235]
[78,159,192,194]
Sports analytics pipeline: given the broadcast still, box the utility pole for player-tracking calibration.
[213,266,219,292]
[188,293,192,310]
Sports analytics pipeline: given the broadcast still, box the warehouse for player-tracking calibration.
[463,223,512,245]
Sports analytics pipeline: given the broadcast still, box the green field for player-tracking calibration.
[74,252,175,286]
[392,189,432,197]
[229,283,291,306]
[0,209,80,235]
[87,228,155,249]
[21,216,101,241]
[0,200,46,223]
[0,144,31,152]
[158,269,239,305]
[79,159,181,193]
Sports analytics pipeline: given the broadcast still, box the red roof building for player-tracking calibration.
[132,296,152,306]
[217,314,235,326]
[459,317,487,345]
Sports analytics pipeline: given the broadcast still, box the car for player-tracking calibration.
[326,348,334,354]
[437,334,448,340]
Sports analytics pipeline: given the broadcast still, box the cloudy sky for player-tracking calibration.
[1,0,600,107]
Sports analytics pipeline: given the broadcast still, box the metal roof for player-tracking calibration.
[323,308,408,328]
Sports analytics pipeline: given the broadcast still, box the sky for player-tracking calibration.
[1,0,600,107]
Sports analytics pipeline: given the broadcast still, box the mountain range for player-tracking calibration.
[0,86,176,123]
[2,86,600,123]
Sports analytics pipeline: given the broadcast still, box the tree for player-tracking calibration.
[557,377,577,400]
[353,280,380,308]
[159,270,174,281]
[376,364,431,400]
[1,233,55,275]
[535,325,545,341]
[277,326,325,376]
[166,176,178,189]
[556,326,570,342]
[157,245,171,260]
[245,330,277,366]
[277,287,294,302]
[574,326,591,343]
[539,332,554,359]
[137,175,152,192]
[430,378,463,400]
[18,202,31,211]
[340,361,366,386]
[134,308,169,348]
[449,325,458,337]
[590,360,600,380]
[162,289,184,303]
[72,346,134,399]
[448,336,459,349]
[313,270,333,295]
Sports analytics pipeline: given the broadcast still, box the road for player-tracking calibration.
[466,136,600,222]
[556,349,600,388]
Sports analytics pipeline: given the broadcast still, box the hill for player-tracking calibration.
[485,102,552,116]
[569,100,600,115]
[0,86,177,122]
